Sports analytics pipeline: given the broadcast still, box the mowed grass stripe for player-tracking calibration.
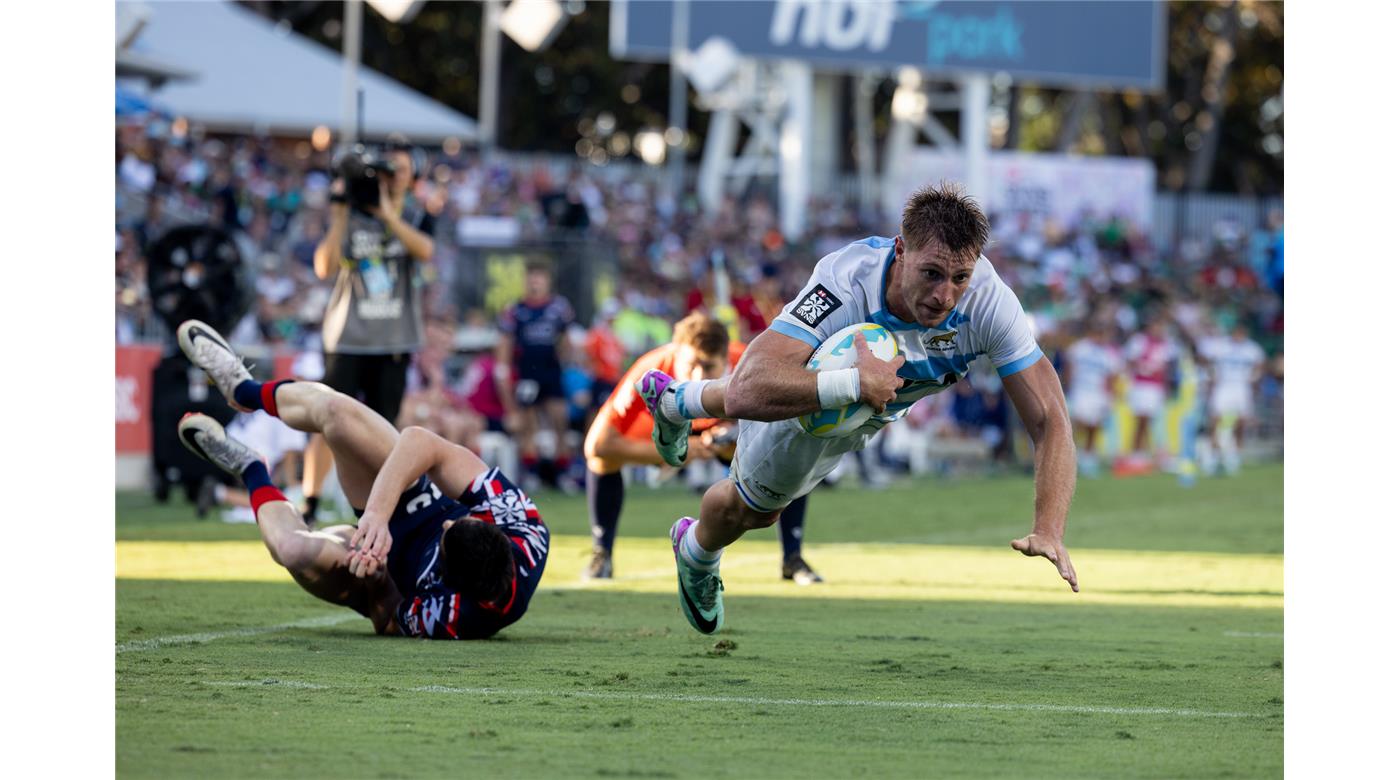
[188,679,1262,719]
[116,536,1283,609]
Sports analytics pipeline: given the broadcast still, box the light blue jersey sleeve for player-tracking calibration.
[769,251,867,349]
[975,275,1043,378]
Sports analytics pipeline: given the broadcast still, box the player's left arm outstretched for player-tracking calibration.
[1001,357,1080,592]
[350,427,491,577]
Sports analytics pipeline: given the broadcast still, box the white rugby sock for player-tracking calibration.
[657,385,684,424]
[668,380,719,421]
[680,523,722,571]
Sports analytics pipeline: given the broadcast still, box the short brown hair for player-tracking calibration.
[672,311,729,359]
[901,182,990,258]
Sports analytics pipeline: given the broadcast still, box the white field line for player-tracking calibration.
[1224,631,1283,638]
[191,679,1264,720]
[116,613,362,654]
[206,680,329,690]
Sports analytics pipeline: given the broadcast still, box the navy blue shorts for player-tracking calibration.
[516,364,565,406]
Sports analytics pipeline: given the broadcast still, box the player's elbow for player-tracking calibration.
[412,237,436,261]
[1028,404,1074,451]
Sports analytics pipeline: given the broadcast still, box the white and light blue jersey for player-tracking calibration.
[1066,338,1124,399]
[770,236,1042,430]
[1199,335,1265,392]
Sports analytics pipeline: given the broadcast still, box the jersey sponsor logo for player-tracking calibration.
[923,331,957,353]
[791,284,843,328]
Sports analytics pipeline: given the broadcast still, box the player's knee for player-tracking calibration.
[586,456,619,475]
[739,506,782,530]
[323,391,371,431]
[703,481,778,530]
[268,535,320,572]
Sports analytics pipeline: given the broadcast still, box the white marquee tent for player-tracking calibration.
[119,1,477,142]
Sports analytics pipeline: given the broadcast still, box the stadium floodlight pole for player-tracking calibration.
[339,0,363,151]
[853,70,879,220]
[479,0,502,153]
[779,60,812,241]
[667,0,690,197]
[961,73,991,202]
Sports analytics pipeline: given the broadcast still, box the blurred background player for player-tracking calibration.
[304,134,436,523]
[582,311,823,584]
[397,318,484,453]
[583,299,626,431]
[1197,321,1266,476]
[497,263,576,489]
[1119,315,1178,475]
[1061,320,1124,477]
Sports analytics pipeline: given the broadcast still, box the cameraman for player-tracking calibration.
[304,134,435,522]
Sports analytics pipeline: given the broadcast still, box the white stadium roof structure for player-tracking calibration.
[118,0,477,142]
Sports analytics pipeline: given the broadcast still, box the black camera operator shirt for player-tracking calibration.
[322,199,436,355]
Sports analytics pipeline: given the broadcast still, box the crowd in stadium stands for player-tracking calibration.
[117,115,1284,498]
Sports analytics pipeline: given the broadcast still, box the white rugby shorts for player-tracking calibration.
[1068,390,1112,427]
[1127,383,1167,416]
[729,417,871,513]
[1209,384,1252,418]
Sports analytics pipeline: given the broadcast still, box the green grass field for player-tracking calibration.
[117,464,1283,778]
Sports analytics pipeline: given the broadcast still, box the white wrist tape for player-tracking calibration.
[817,367,862,409]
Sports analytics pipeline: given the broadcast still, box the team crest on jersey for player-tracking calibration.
[923,331,957,353]
[791,284,843,328]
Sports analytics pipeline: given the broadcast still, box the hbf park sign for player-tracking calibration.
[611,0,1165,91]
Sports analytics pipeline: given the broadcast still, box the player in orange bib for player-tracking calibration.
[582,312,822,584]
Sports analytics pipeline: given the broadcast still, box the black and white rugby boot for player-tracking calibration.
[583,547,614,580]
[782,554,826,586]
[178,413,262,478]
[177,319,253,409]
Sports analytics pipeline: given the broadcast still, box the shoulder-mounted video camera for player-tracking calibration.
[334,144,397,211]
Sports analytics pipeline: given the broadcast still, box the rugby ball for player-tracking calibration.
[797,323,900,438]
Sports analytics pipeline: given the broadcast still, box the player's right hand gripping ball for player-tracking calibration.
[798,323,900,438]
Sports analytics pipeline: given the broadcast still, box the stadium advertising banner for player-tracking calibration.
[885,150,1156,227]
[115,346,299,455]
[116,345,163,454]
[612,0,1165,90]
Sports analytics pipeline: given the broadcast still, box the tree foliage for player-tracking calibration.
[244,0,1281,194]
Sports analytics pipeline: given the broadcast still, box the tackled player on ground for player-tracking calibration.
[175,319,549,640]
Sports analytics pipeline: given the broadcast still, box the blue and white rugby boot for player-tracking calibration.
[177,319,254,410]
[635,369,691,467]
[670,517,724,634]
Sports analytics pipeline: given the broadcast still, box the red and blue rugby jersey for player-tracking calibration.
[389,469,550,640]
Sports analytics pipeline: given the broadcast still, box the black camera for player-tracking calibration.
[334,144,397,211]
